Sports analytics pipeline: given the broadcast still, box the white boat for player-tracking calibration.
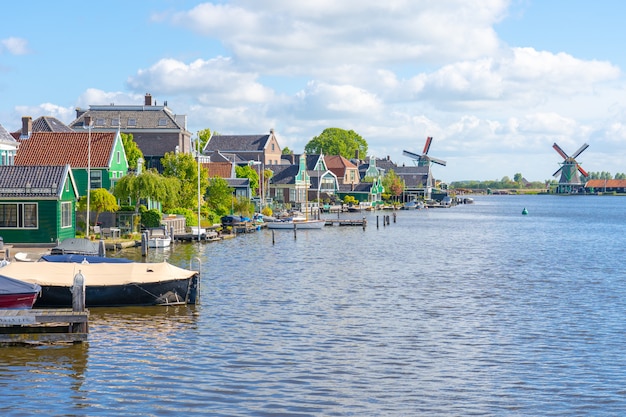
[147,228,172,248]
[267,219,326,229]
[148,235,172,248]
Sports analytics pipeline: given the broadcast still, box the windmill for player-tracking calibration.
[552,142,589,193]
[402,137,447,200]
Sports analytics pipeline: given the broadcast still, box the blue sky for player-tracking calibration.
[2,0,626,182]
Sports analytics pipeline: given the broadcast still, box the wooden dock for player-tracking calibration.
[324,219,367,227]
[0,309,89,345]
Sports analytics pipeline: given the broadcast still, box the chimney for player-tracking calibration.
[270,128,275,135]
[75,107,87,119]
[84,115,92,127]
[21,116,32,139]
[145,93,152,106]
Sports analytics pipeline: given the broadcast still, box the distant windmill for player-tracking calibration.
[402,137,447,196]
[552,142,589,193]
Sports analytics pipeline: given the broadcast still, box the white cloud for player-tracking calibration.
[1,37,29,55]
[127,57,275,105]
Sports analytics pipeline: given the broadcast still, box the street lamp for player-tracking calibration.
[83,115,93,235]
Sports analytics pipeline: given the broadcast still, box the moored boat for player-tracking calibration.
[0,274,41,309]
[266,218,326,230]
[0,261,199,307]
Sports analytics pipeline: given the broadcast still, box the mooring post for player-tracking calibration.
[141,232,148,257]
[98,240,106,257]
[393,212,397,223]
[293,223,297,239]
[72,271,85,313]
[170,226,175,245]
[272,230,275,245]
[362,217,366,230]
[376,215,379,229]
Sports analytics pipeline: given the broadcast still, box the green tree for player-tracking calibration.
[206,176,234,216]
[90,188,120,226]
[282,146,292,155]
[236,164,260,196]
[121,133,144,170]
[382,169,404,201]
[305,128,368,159]
[161,152,209,210]
[113,169,178,212]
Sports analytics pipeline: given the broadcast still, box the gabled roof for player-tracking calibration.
[268,164,299,185]
[0,165,75,198]
[0,124,18,145]
[31,116,73,133]
[325,155,357,170]
[15,132,118,168]
[205,134,271,153]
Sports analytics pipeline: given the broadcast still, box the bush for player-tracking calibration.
[167,207,197,227]
[141,209,162,228]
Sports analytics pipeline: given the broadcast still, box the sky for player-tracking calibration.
[2,0,626,182]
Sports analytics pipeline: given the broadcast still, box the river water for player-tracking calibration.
[2,195,626,416]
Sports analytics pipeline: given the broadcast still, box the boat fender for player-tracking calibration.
[522,208,528,215]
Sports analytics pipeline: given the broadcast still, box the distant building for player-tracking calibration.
[69,93,192,172]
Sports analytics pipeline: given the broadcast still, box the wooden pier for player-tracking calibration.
[0,309,89,345]
[324,219,367,227]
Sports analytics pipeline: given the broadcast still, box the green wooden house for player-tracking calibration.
[15,131,129,197]
[0,165,79,244]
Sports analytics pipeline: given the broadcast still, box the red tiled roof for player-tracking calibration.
[325,155,357,177]
[14,132,117,168]
[586,179,626,188]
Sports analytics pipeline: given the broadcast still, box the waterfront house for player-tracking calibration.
[585,179,626,194]
[325,155,360,188]
[204,129,283,166]
[0,165,79,244]
[69,93,192,173]
[14,131,129,197]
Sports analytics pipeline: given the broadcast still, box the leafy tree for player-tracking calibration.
[235,164,260,196]
[514,173,523,183]
[382,169,404,201]
[90,188,119,226]
[343,195,358,205]
[113,169,178,212]
[206,176,234,216]
[121,133,143,170]
[161,151,209,209]
[305,128,368,159]
[282,147,293,155]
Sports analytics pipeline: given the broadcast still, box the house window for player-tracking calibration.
[112,118,120,127]
[61,202,72,228]
[272,143,275,151]
[1,153,5,165]
[65,179,69,193]
[90,170,102,189]
[0,203,37,228]
[95,118,106,126]
[158,118,167,126]
[128,118,137,126]
[117,151,120,164]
